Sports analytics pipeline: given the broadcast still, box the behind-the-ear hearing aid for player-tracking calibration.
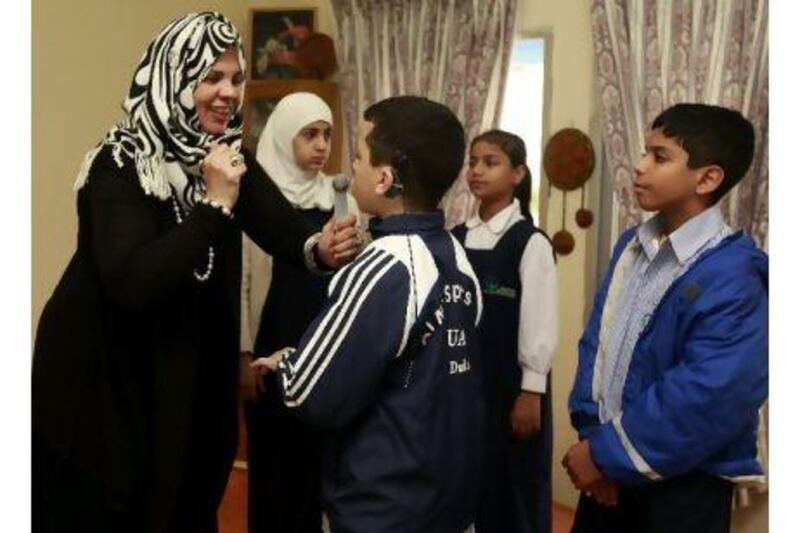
[385,152,408,198]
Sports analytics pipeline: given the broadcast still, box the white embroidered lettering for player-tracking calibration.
[449,357,471,375]
[446,328,467,347]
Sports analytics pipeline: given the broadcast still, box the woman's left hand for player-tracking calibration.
[202,144,246,210]
[318,214,362,268]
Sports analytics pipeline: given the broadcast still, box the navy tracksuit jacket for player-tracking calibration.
[276,212,486,533]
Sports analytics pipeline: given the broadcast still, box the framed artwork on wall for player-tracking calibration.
[249,8,316,80]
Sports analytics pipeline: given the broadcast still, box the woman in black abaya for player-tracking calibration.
[32,12,358,533]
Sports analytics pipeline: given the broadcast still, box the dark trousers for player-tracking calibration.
[245,382,323,533]
[571,472,733,533]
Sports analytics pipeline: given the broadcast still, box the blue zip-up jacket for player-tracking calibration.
[569,228,768,486]
[276,212,485,533]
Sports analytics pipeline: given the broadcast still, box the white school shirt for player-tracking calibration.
[463,199,559,393]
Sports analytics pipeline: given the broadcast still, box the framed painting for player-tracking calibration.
[249,8,316,80]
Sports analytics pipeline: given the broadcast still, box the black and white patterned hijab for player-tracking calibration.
[74,12,245,204]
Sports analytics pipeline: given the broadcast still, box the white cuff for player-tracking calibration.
[521,369,548,393]
[612,414,663,481]
[303,232,327,275]
[240,340,255,353]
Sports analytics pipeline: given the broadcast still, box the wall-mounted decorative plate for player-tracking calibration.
[543,128,595,191]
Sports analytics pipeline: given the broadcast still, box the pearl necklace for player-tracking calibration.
[170,193,215,283]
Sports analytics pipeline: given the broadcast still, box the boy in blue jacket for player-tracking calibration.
[563,104,768,533]
[252,96,485,533]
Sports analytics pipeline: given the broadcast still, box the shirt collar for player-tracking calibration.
[465,198,521,234]
[635,205,727,265]
[635,214,665,261]
[369,211,445,238]
[668,205,727,265]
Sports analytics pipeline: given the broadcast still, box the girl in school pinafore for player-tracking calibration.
[454,129,558,533]
[453,220,554,533]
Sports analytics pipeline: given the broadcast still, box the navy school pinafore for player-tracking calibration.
[452,220,554,533]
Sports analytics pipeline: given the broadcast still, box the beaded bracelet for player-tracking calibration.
[303,232,332,275]
[199,197,234,219]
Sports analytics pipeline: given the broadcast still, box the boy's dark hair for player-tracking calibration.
[363,96,466,210]
[470,129,533,221]
[651,103,755,203]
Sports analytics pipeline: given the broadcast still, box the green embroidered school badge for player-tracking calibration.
[483,281,517,299]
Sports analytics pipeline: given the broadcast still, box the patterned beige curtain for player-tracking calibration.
[330,0,519,227]
[591,0,768,250]
[591,0,769,505]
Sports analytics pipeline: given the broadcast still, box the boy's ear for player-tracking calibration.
[695,165,725,197]
[374,165,396,196]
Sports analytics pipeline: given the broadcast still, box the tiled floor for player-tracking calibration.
[218,466,576,533]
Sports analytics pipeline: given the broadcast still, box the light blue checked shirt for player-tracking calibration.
[598,206,733,423]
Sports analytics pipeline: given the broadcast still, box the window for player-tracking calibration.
[498,37,547,224]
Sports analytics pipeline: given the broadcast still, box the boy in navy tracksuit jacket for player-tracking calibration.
[252,96,485,533]
[563,104,768,533]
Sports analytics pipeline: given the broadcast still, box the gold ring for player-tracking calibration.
[230,153,245,167]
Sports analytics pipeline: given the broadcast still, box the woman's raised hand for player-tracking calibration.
[318,214,362,268]
[202,144,247,209]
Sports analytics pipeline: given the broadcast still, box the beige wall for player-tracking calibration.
[518,0,601,509]
[732,493,769,533]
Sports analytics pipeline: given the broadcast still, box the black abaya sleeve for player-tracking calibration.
[87,150,232,311]
[234,148,317,269]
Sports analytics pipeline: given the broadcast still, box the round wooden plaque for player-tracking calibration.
[543,128,595,191]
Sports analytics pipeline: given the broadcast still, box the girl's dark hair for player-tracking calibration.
[470,129,533,220]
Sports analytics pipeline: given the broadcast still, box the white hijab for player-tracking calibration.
[256,92,335,210]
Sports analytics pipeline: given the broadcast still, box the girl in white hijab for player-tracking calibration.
[256,91,337,210]
[240,92,356,533]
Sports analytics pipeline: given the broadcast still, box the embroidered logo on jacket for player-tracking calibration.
[482,280,517,299]
[449,357,471,375]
